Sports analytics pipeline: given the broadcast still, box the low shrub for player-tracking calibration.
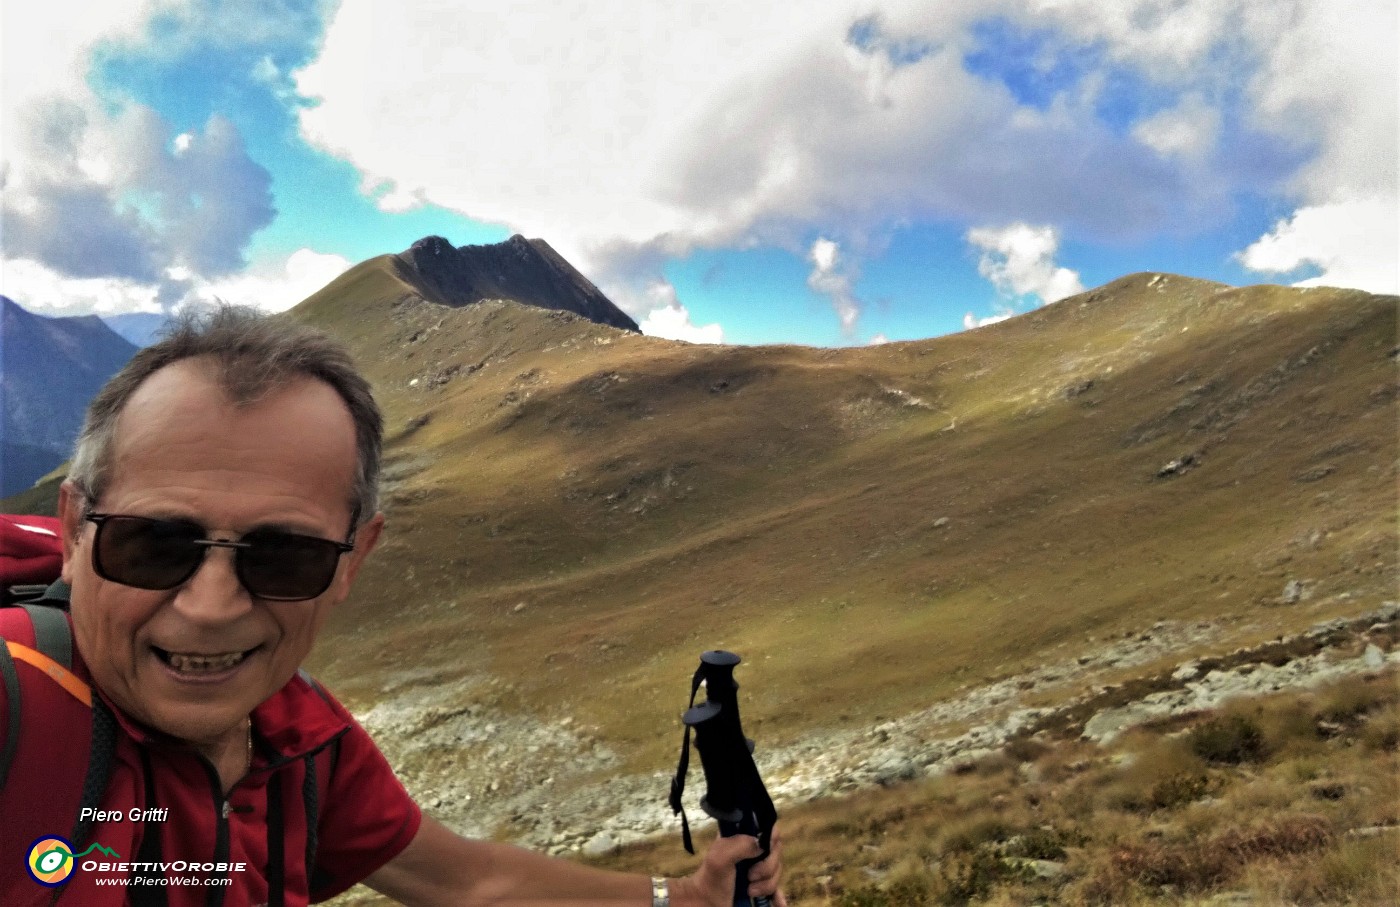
[1284,834,1400,904]
[1314,674,1388,723]
[1190,714,1268,764]
[938,849,1012,905]
[1212,814,1333,862]
[1361,711,1400,751]
[1107,839,1229,891]
[1004,734,1049,764]
[833,872,930,907]
[1003,827,1069,861]
[1149,771,1215,809]
[941,817,1014,854]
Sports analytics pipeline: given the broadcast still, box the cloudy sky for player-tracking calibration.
[2,0,1395,346]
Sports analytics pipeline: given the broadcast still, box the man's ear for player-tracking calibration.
[337,511,384,593]
[57,480,85,584]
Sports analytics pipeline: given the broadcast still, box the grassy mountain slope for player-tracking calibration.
[288,263,1397,777]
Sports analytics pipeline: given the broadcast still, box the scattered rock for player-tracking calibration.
[933,517,950,528]
[1281,580,1305,604]
[1364,644,1385,669]
[1346,825,1400,838]
[1083,611,1395,745]
[1157,453,1198,478]
[363,602,1396,855]
[582,832,618,857]
[1011,858,1066,880]
[1172,660,1201,682]
[870,755,918,786]
[1296,464,1336,482]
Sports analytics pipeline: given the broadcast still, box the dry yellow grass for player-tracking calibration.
[586,670,1399,906]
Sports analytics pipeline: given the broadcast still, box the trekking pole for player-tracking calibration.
[669,651,778,907]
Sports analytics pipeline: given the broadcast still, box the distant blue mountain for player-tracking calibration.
[1,296,139,497]
[101,311,171,347]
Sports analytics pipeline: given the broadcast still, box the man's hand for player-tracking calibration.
[675,826,786,907]
[369,815,787,906]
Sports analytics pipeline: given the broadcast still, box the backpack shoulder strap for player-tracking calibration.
[3,596,84,785]
[0,599,92,789]
[3,586,89,709]
[22,603,73,669]
[297,670,345,898]
[0,638,20,790]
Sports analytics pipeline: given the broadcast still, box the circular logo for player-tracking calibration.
[26,836,76,887]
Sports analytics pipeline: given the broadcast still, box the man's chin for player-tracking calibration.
[146,704,253,752]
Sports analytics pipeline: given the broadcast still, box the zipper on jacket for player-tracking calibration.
[197,754,232,907]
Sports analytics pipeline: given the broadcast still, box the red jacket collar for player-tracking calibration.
[90,664,351,763]
[37,584,352,762]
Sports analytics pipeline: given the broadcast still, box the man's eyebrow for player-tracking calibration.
[108,509,204,525]
[243,521,325,537]
[100,512,323,537]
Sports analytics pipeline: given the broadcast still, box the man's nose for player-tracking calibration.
[171,545,253,622]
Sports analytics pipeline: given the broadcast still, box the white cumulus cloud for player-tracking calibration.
[2,106,274,282]
[290,0,1221,334]
[806,238,863,336]
[1231,0,1397,290]
[962,311,1014,330]
[966,223,1084,305]
[1,249,350,318]
[0,0,306,316]
[7,0,1396,326]
[1237,199,1399,294]
[635,282,724,344]
[191,249,354,313]
[0,258,165,316]
[1133,93,1220,160]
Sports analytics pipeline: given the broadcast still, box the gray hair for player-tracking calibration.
[69,305,382,522]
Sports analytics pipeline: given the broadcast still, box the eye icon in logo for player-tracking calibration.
[26,836,76,887]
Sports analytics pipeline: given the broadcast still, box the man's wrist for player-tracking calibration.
[659,874,709,907]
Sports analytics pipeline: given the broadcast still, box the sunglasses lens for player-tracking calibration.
[94,516,205,590]
[236,529,343,601]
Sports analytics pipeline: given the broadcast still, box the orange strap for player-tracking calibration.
[4,641,92,707]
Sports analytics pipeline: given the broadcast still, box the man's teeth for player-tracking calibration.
[165,651,247,673]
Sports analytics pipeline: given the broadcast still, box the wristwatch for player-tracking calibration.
[651,877,670,907]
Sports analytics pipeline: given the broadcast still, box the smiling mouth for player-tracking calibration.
[152,647,258,674]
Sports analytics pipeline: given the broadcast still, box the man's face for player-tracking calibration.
[59,359,382,750]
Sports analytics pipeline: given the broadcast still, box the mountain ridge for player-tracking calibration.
[300,234,639,332]
[0,296,139,495]
[275,273,1394,747]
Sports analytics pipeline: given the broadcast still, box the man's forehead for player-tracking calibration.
[106,359,359,502]
[120,358,351,425]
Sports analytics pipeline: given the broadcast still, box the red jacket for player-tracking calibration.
[0,603,421,906]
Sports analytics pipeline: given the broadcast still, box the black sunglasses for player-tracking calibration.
[84,512,357,602]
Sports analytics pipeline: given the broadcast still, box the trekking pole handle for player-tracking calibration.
[675,651,778,907]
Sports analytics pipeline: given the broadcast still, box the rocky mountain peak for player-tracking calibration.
[409,235,457,260]
[397,235,639,332]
